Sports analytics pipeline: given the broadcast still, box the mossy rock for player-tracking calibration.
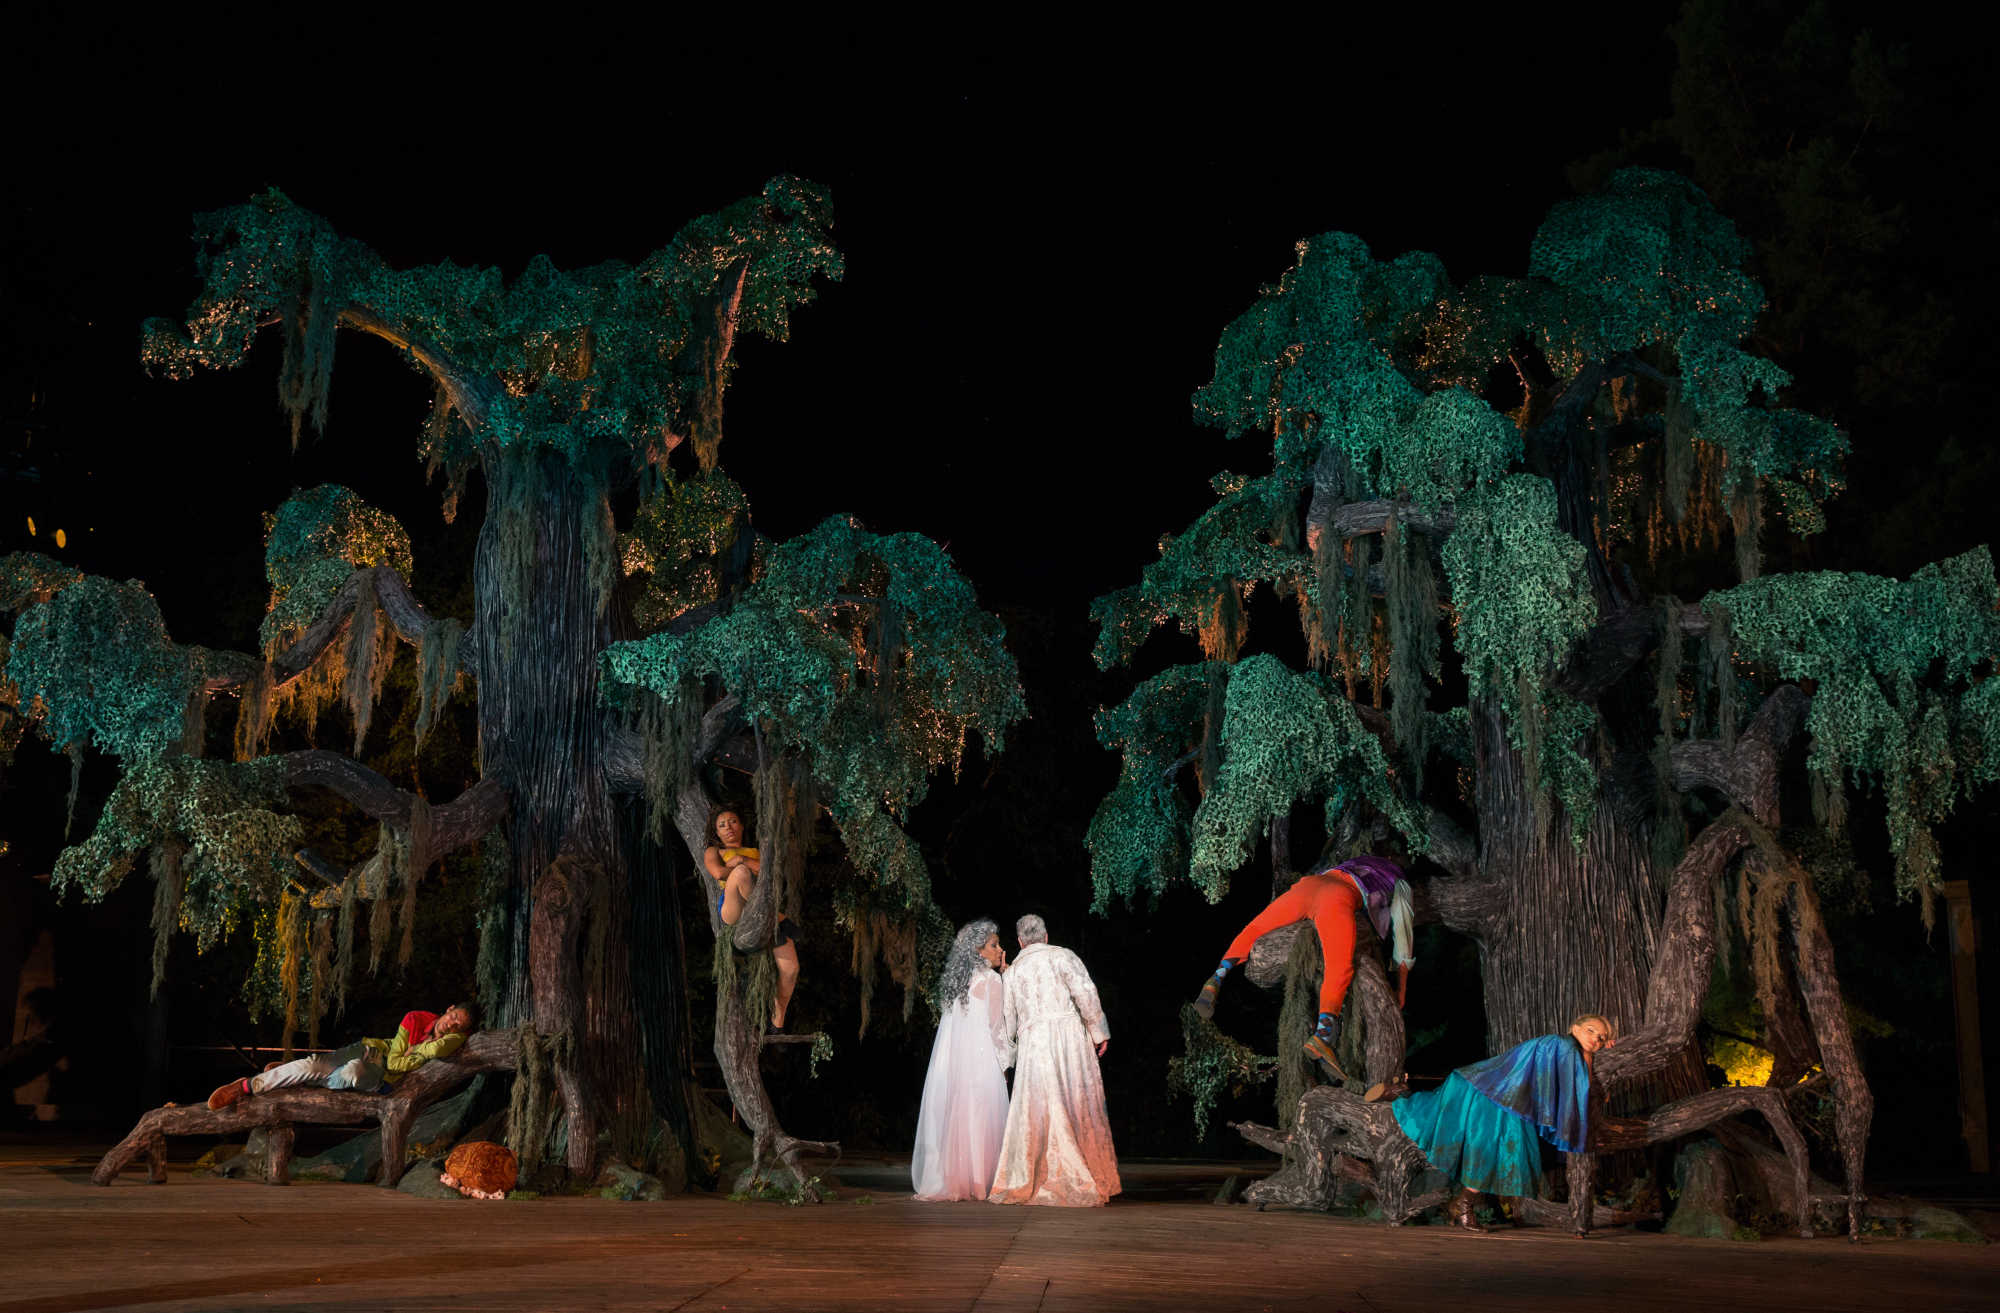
[597,1163,669,1202]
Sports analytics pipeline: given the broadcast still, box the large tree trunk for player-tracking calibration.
[1458,704,1704,1105]
[473,444,646,1180]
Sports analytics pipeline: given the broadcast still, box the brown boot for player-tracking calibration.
[1448,1190,1490,1233]
[1302,1034,1347,1083]
[207,1078,250,1111]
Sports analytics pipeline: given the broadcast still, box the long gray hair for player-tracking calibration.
[936,918,999,1012]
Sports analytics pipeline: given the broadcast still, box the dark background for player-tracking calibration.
[4,8,1996,1178]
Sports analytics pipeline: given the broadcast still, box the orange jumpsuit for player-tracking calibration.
[1221,872,1363,1017]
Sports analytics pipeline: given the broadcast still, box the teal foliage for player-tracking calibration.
[51,756,300,951]
[1442,476,1599,838]
[143,180,842,478]
[6,576,193,760]
[1187,656,1422,901]
[1707,548,2000,903]
[260,485,414,651]
[1528,169,1762,370]
[1086,663,1218,910]
[1531,169,1848,495]
[1510,688,1601,848]
[1099,472,1303,667]
[1441,475,1596,698]
[1193,232,1515,505]
[0,552,83,613]
[621,469,753,629]
[602,516,1023,904]
[1169,1005,1277,1139]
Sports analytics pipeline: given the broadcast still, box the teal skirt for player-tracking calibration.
[1391,1072,1545,1197]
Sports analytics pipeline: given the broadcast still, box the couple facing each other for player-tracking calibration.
[909,914,1119,1207]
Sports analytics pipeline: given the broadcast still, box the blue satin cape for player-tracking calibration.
[1391,1033,1592,1197]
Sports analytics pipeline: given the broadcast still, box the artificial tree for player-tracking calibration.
[1087,168,1998,1229]
[1,181,1022,1193]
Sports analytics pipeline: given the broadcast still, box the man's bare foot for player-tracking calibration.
[207,1079,248,1111]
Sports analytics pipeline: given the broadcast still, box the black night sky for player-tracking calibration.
[5,8,1998,1175]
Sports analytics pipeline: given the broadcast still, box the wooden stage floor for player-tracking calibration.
[2,1145,1993,1312]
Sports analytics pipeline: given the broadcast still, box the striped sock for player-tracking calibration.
[1192,960,1235,1018]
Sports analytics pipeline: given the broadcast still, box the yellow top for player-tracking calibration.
[713,845,760,885]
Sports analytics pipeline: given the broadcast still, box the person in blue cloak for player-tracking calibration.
[1381,1013,1617,1232]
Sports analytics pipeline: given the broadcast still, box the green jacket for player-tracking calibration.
[363,1010,468,1084]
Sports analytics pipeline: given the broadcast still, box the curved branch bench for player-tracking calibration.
[1237,1077,1818,1237]
[92,1029,519,1188]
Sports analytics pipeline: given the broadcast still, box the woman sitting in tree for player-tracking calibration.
[704,807,801,1030]
[1192,853,1413,1081]
[1386,1014,1616,1232]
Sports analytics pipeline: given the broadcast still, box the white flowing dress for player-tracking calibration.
[910,966,1010,1201]
[987,943,1121,1207]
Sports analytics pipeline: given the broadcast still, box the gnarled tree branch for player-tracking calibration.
[281,750,506,858]
[337,306,501,431]
[1668,684,1810,825]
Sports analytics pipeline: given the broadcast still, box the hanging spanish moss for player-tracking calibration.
[1730,470,1763,584]
[335,872,357,1018]
[506,1023,574,1183]
[848,906,922,1037]
[475,831,512,1025]
[1735,829,1828,1038]
[1384,516,1439,765]
[1303,526,1340,669]
[234,660,275,760]
[1345,534,1375,695]
[1514,668,1552,842]
[1197,580,1247,662]
[414,617,465,750]
[276,888,305,1060]
[64,740,82,838]
[639,684,702,842]
[147,840,185,999]
[1650,598,1688,878]
[307,910,334,1048]
[343,570,395,754]
[398,795,431,970]
[1663,381,1695,524]
[277,284,339,450]
[277,637,348,741]
[1811,753,1848,837]
[1274,926,1321,1133]
[1706,602,1737,754]
[365,830,396,976]
[1197,666,1227,795]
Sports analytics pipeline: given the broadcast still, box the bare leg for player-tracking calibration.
[719,865,755,925]
[773,939,799,1028]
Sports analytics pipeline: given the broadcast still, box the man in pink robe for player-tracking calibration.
[988,914,1121,1207]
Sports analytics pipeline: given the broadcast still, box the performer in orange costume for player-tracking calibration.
[1191,855,1413,1080]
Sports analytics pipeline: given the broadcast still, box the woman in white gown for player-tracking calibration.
[910,918,1010,1201]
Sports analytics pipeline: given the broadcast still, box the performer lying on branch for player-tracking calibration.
[206,1003,477,1110]
[1384,1013,1615,1232]
[1192,855,1413,1080]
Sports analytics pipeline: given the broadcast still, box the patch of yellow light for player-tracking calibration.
[1707,1034,1775,1087]
[53,529,66,549]
[25,516,34,536]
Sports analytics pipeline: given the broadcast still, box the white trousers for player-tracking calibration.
[250,1041,384,1094]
